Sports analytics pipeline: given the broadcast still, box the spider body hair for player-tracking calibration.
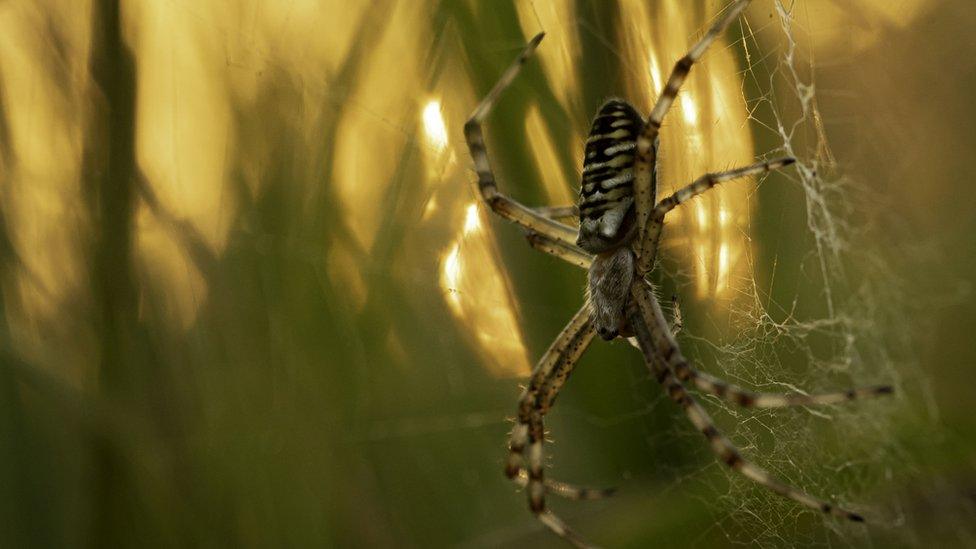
[586,246,635,341]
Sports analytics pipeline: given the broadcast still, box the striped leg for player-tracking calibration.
[506,304,604,548]
[534,205,579,221]
[464,33,578,247]
[629,283,868,521]
[522,374,610,549]
[504,305,593,481]
[511,470,614,501]
[527,417,599,549]
[637,158,794,273]
[634,0,753,274]
[522,320,614,500]
[525,232,593,270]
[635,280,892,408]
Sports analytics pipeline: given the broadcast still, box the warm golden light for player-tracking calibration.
[333,1,427,250]
[439,203,532,378]
[442,243,463,312]
[515,1,581,114]
[680,93,699,126]
[525,105,576,206]
[775,0,935,56]
[422,195,439,221]
[697,203,709,230]
[463,202,481,235]
[648,56,663,91]
[420,96,458,192]
[718,207,730,226]
[422,99,449,152]
[620,0,757,301]
[716,242,731,294]
[697,243,710,299]
[0,5,90,343]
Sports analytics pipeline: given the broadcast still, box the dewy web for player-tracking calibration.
[461,1,895,547]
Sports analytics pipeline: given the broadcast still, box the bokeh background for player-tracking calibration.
[1,0,973,547]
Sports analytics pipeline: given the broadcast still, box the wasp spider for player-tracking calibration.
[463,1,892,546]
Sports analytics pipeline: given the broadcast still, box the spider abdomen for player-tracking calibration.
[576,99,646,254]
[587,246,635,340]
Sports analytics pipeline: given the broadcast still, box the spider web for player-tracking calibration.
[573,3,930,547]
[597,2,954,547]
[485,2,937,547]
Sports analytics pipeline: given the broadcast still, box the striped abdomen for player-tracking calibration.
[576,99,647,254]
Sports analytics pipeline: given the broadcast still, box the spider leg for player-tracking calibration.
[504,304,594,481]
[634,0,752,274]
[512,470,615,501]
[505,304,605,547]
[464,33,578,247]
[629,283,867,521]
[634,281,893,408]
[509,310,595,483]
[525,232,593,269]
[534,205,579,221]
[683,368,892,408]
[523,233,681,275]
[523,320,609,500]
[670,294,683,336]
[638,158,794,272]
[527,417,599,549]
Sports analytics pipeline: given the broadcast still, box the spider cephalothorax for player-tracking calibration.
[462,1,893,546]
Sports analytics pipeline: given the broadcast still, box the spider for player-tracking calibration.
[463,1,893,546]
